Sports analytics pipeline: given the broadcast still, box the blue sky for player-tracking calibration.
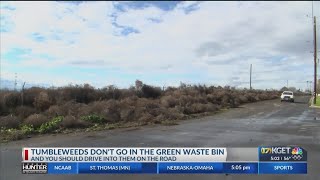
[0,1,320,90]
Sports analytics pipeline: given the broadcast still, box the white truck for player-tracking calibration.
[280,91,294,102]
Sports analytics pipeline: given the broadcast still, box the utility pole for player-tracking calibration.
[250,64,252,90]
[14,73,17,91]
[21,82,26,106]
[311,1,314,60]
[313,16,317,104]
[287,80,288,88]
[307,81,312,93]
[312,1,313,18]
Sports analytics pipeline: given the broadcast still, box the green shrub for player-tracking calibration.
[38,116,63,134]
[1,128,24,141]
[20,124,35,135]
[141,84,162,98]
[80,114,104,124]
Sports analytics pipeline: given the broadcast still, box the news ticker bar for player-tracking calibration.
[22,146,308,162]
[22,162,307,174]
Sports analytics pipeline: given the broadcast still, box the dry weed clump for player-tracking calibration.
[0,115,21,129]
[23,87,44,106]
[24,114,49,128]
[160,95,178,108]
[15,106,37,119]
[34,91,53,111]
[61,115,89,128]
[3,92,21,108]
[46,105,64,117]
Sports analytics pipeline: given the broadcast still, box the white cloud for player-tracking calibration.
[1,1,319,90]
[115,5,165,30]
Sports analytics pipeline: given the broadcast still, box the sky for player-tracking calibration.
[0,1,320,90]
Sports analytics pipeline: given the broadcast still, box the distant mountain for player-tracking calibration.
[0,79,50,90]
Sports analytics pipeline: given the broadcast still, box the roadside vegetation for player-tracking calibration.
[315,96,320,106]
[0,80,285,142]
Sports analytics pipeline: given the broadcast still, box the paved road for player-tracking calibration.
[1,96,319,180]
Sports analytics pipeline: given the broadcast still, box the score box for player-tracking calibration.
[259,162,307,174]
[258,146,307,162]
[47,163,78,174]
[158,162,223,174]
[78,163,157,174]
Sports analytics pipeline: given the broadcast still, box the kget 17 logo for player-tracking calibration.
[260,147,292,154]
[260,147,272,154]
